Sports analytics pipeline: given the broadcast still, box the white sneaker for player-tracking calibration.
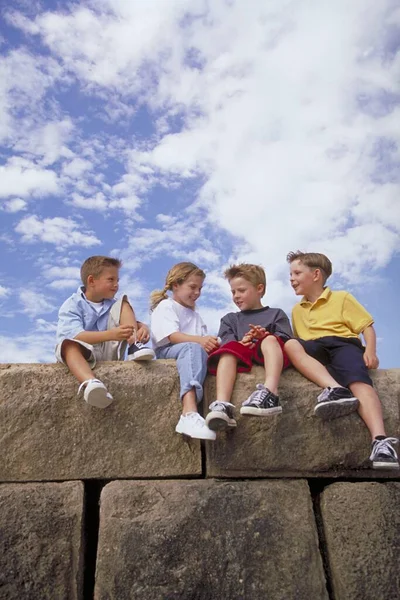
[78,379,113,408]
[127,343,155,361]
[175,412,216,440]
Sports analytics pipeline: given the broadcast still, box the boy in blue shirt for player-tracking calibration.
[287,250,399,469]
[56,255,154,408]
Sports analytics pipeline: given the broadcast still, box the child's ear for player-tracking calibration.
[257,283,265,295]
[313,268,322,282]
[87,275,95,286]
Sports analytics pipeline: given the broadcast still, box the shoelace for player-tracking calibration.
[372,437,398,459]
[242,384,270,407]
[77,378,101,395]
[317,387,332,403]
[209,401,235,411]
[184,412,205,425]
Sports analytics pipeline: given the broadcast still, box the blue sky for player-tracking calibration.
[0,0,399,366]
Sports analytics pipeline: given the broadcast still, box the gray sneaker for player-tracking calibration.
[206,401,237,431]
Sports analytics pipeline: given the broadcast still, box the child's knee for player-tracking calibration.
[62,340,89,363]
[283,338,303,357]
[261,335,280,352]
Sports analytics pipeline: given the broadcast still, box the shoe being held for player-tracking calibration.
[206,401,237,431]
[175,412,216,440]
[127,343,155,361]
[314,386,359,420]
[240,384,282,416]
[369,437,399,469]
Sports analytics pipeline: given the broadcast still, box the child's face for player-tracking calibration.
[229,276,264,311]
[88,266,120,300]
[173,274,204,309]
[289,260,318,296]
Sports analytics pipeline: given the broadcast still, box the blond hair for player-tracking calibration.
[80,255,122,286]
[224,263,266,297]
[150,262,206,311]
[286,251,332,284]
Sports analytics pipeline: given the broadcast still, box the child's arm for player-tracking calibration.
[75,326,134,345]
[362,325,379,369]
[169,332,220,353]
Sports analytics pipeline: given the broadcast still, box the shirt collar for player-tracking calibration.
[300,286,332,306]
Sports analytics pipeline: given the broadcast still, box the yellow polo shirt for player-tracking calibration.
[292,287,374,341]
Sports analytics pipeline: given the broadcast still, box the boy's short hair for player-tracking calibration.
[224,263,266,296]
[286,251,332,284]
[80,256,122,286]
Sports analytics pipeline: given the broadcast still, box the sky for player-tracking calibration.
[0,0,399,366]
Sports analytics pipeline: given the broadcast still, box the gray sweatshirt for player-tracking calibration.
[218,306,293,346]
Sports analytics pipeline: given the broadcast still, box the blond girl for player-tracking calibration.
[150,262,220,440]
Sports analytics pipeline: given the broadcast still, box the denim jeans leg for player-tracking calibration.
[156,342,208,402]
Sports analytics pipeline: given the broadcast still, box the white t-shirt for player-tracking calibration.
[151,297,207,349]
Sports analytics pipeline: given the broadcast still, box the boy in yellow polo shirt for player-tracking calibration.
[287,250,398,470]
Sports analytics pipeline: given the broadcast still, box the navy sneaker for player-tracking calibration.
[127,343,155,361]
[240,384,282,416]
[314,386,359,420]
[206,401,237,431]
[370,437,399,469]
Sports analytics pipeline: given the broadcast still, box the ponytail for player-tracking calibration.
[150,286,169,311]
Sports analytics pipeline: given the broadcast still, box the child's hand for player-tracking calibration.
[199,335,220,354]
[240,333,254,347]
[248,324,269,340]
[363,349,379,369]
[111,325,135,341]
[136,323,150,344]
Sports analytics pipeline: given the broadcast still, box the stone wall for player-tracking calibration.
[1,362,399,599]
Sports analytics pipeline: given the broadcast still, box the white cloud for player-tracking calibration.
[71,192,108,211]
[0,334,55,363]
[19,289,56,318]
[2,198,27,212]
[47,278,79,290]
[63,157,92,177]
[0,285,10,298]
[0,157,58,198]
[15,215,101,247]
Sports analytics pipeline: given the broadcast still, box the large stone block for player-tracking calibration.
[205,368,400,478]
[0,362,201,481]
[0,481,84,600]
[95,479,328,600]
[320,482,400,599]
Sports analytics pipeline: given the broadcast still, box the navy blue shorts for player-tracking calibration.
[298,336,373,387]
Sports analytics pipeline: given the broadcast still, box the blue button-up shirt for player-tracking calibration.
[56,286,117,344]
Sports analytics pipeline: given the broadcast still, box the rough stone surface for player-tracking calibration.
[205,368,400,478]
[0,362,201,481]
[320,482,400,600]
[0,481,84,600]
[95,479,328,600]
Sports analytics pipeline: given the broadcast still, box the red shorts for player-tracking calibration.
[207,335,290,375]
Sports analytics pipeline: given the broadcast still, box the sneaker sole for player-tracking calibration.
[127,350,155,361]
[205,412,237,431]
[175,426,216,441]
[240,406,282,416]
[314,398,359,420]
[372,461,400,469]
[85,389,113,409]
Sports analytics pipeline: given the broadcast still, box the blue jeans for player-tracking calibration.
[156,342,208,402]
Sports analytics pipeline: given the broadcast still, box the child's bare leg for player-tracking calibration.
[285,339,340,388]
[182,388,198,415]
[349,382,385,439]
[63,341,95,383]
[120,298,138,332]
[216,353,238,402]
[261,336,283,395]
[285,339,359,420]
